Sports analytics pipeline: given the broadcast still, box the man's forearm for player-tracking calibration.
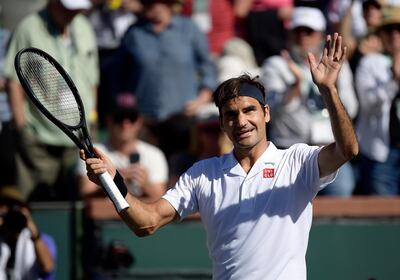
[119,193,177,237]
[321,85,359,159]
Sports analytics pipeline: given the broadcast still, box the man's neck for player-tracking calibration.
[234,141,269,173]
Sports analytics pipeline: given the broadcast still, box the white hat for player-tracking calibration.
[60,0,92,10]
[290,7,326,32]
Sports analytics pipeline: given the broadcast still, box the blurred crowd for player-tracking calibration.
[1,1,399,277]
[0,0,400,208]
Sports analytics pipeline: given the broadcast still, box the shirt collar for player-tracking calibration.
[221,142,279,176]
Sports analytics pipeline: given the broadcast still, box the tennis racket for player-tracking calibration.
[14,47,129,212]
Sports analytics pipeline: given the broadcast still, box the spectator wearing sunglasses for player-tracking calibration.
[355,5,400,195]
[260,7,359,197]
[76,93,168,202]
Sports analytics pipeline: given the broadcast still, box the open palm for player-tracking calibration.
[308,33,347,91]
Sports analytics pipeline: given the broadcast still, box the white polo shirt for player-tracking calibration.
[163,142,336,280]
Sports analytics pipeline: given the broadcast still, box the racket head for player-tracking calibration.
[14,47,94,157]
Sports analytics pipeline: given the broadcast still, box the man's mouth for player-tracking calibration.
[236,128,254,139]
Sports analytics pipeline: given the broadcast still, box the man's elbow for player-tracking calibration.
[134,225,158,237]
[342,142,359,160]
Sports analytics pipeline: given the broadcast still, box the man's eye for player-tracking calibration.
[224,111,236,118]
[244,107,256,113]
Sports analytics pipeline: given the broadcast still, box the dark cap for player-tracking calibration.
[108,93,140,123]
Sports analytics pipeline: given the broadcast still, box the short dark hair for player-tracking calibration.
[212,74,266,110]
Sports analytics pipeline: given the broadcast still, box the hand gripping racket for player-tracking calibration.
[14,47,129,212]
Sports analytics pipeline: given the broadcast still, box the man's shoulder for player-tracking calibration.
[286,143,317,152]
[281,143,320,159]
[12,11,43,36]
[186,154,226,174]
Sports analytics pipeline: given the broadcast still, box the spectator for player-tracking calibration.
[245,0,294,65]
[110,0,216,156]
[77,93,168,202]
[332,0,384,73]
[4,0,99,201]
[261,7,359,196]
[88,0,140,52]
[87,0,141,127]
[182,0,250,57]
[0,186,56,279]
[328,0,368,41]
[117,0,216,119]
[355,5,400,195]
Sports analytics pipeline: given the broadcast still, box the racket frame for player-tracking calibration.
[14,47,129,212]
[14,47,95,158]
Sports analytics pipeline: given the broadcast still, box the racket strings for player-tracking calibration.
[20,52,81,127]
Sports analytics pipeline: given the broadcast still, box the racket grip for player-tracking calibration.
[98,172,130,212]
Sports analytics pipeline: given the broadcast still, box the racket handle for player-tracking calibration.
[98,172,130,213]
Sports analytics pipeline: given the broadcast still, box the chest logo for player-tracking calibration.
[263,168,275,178]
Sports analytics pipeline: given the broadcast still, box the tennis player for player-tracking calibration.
[82,33,358,279]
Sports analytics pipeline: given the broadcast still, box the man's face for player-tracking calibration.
[219,96,269,151]
[107,112,141,143]
[143,2,171,24]
[292,27,323,56]
[363,4,382,28]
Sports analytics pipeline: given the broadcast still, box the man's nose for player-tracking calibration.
[236,112,247,127]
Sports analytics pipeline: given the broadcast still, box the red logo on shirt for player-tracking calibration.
[263,168,274,178]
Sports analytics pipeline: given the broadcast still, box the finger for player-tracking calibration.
[335,34,342,55]
[307,52,317,70]
[340,46,348,63]
[330,33,338,57]
[93,146,107,160]
[325,34,332,57]
[333,35,343,62]
[323,47,328,59]
[89,162,107,170]
[90,166,108,175]
[86,158,103,165]
[80,150,86,161]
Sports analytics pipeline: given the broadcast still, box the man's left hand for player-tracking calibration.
[308,33,347,92]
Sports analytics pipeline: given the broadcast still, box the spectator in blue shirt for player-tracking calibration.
[112,0,216,155]
[120,0,216,119]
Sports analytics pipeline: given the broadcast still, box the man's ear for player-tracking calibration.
[219,115,225,132]
[264,104,270,124]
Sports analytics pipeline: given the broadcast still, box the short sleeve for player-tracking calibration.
[162,164,201,220]
[291,144,337,195]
